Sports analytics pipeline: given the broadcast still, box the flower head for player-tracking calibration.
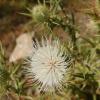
[31,5,49,23]
[24,38,71,92]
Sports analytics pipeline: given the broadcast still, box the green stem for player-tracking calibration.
[67,12,78,57]
[71,13,77,51]
[93,94,96,100]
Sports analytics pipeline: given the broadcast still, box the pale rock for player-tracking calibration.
[9,33,34,62]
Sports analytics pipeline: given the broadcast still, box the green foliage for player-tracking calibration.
[0,43,10,96]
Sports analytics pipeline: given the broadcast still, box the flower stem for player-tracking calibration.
[67,12,78,57]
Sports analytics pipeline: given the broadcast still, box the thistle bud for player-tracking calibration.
[31,5,49,23]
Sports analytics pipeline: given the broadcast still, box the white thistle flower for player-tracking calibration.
[24,38,71,92]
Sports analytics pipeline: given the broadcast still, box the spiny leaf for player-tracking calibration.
[0,68,9,85]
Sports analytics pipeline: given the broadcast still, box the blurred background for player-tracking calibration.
[0,0,99,60]
[0,0,35,56]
